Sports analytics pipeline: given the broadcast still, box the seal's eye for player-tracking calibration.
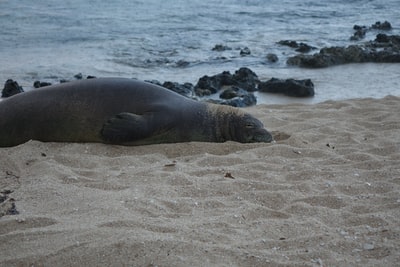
[245,123,255,129]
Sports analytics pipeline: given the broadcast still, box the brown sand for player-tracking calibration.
[1,96,399,266]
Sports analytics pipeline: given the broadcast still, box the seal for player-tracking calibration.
[0,78,273,147]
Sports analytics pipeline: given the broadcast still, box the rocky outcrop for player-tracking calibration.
[278,40,317,53]
[258,78,314,97]
[240,47,251,56]
[161,81,195,97]
[286,21,399,68]
[266,53,279,63]
[2,67,314,106]
[351,21,392,41]
[212,44,232,51]
[1,79,24,97]
[194,67,259,96]
[193,68,260,106]
[287,33,400,68]
[33,81,52,88]
[218,86,257,107]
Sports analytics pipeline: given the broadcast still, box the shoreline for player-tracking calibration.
[2,63,400,106]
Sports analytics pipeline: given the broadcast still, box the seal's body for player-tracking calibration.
[0,78,272,147]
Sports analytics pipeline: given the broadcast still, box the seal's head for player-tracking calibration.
[205,104,273,144]
[232,114,273,143]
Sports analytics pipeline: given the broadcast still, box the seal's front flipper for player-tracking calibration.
[101,112,151,143]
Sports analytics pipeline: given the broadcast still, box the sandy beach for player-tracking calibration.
[1,96,399,266]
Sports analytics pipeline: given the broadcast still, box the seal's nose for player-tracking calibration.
[254,128,273,143]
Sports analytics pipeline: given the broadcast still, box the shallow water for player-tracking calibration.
[254,63,400,104]
[0,0,399,104]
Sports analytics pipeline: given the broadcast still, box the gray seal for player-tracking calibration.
[0,78,273,147]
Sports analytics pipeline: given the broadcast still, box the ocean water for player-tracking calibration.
[0,0,399,104]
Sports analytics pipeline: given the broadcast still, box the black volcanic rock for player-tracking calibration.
[194,71,235,96]
[371,21,392,30]
[287,34,400,68]
[278,40,317,53]
[208,92,257,107]
[212,44,232,51]
[162,81,194,96]
[220,86,251,100]
[33,81,52,88]
[2,79,24,97]
[194,67,258,96]
[232,67,259,92]
[287,21,399,68]
[240,47,251,56]
[351,25,368,41]
[258,78,314,97]
[266,53,279,63]
[351,21,392,41]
